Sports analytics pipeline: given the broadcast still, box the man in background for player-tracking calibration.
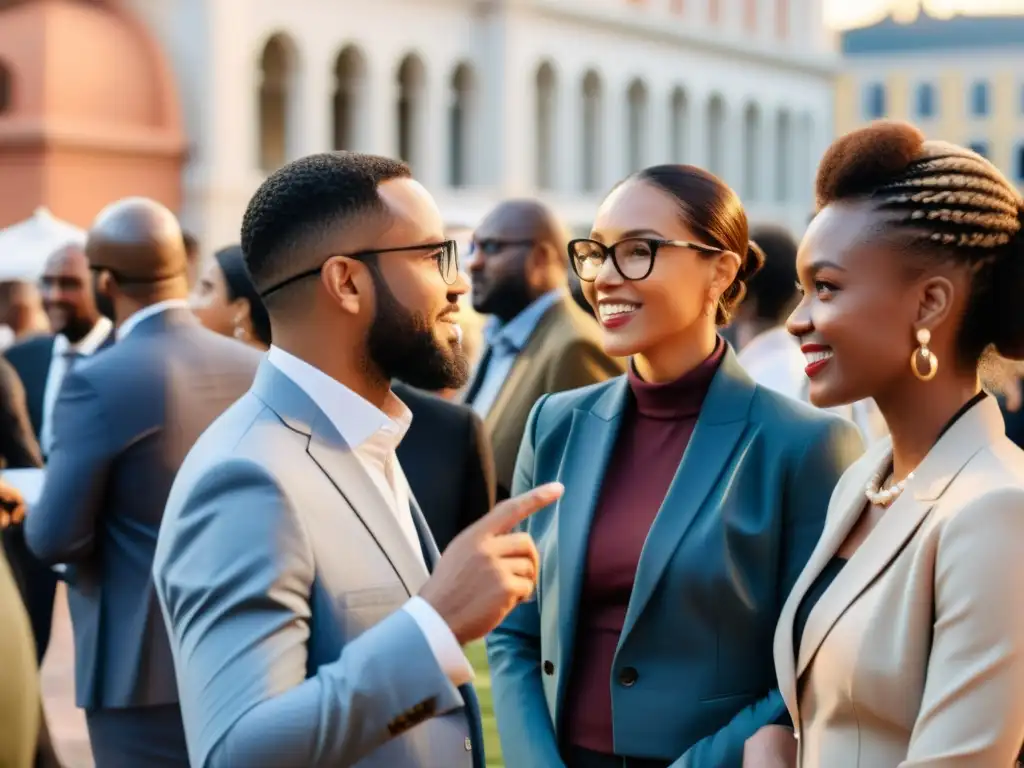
[182,231,201,291]
[0,282,49,347]
[464,199,622,499]
[2,243,114,664]
[394,380,495,550]
[26,198,260,766]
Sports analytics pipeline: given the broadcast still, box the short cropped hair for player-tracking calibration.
[746,224,799,324]
[240,152,411,299]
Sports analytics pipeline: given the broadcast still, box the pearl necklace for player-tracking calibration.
[864,468,915,508]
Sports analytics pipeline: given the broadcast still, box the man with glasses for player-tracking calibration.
[464,200,622,500]
[154,152,564,768]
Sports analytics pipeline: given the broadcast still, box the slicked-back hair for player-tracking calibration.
[815,120,1024,363]
[240,152,412,301]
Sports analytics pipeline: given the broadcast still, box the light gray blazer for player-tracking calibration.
[153,360,481,768]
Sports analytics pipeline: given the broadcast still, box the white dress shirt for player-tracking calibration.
[267,345,473,687]
[468,288,562,417]
[40,315,113,455]
[737,326,889,445]
[116,298,191,340]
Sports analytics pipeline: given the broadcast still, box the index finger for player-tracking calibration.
[478,482,564,536]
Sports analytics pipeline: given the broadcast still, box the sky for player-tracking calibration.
[825,0,1024,30]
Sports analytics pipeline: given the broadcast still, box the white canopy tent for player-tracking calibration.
[0,207,86,282]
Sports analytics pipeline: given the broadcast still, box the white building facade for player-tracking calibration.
[124,0,839,250]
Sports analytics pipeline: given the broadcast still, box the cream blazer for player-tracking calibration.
[773,395,1024,767]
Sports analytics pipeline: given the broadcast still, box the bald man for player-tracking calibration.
[24,197,261,768]
[464,200,622,498]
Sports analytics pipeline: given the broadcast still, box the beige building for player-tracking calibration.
[835,9,1024,187]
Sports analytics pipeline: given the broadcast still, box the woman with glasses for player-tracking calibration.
[487,165,864,768]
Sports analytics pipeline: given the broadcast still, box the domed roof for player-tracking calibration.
[0,0,183,138]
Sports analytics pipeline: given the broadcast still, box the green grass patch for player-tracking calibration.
[466,640,504,767]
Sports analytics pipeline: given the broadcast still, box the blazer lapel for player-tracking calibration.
[794,395,1003,681]
[484,304,562,431]
[774,449,882,718]
[251,361,429,596]
[618,351,754,643]
[554,377,628,712]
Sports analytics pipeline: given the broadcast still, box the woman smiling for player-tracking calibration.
[487,165,864,768]
[765,121,1024,767]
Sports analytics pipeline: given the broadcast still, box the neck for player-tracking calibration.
[114,283,188,326]
[877,372,980,481]
[273,324,390,409]
[634,322,717,384]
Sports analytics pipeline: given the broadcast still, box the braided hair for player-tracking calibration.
[815,120,1024,364]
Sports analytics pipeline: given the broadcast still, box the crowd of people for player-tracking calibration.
[1,118,1024,768]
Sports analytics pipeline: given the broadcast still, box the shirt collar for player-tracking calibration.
[484,288,562,352]
[266,345,412,449]
[52,315,113,357]
[117,299,191,340]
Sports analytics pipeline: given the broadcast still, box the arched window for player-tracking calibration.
[580,71,603,193]
[864,82,886,119]
[332,46,367,152]
[257,35,296,172]
[970,80,990,118]
[915,82,936,119]
[669,87,688,163]
[775,110,792,202]
[706,94,726,178]
[626,79,648,174]
[396,54,427,171]
[535,62,557,191]
[1016,144,1024,181]
[448,63,476,188]
[742,103,761,200]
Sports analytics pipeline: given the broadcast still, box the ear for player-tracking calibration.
[321,256,366,316]
[709,250,742,299]
[96,270,115,298]
[229,296,252,325]
[914,274,955,333]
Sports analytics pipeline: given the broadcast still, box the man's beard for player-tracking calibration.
[365,268,469,392]
[474,271,532,321]
[52,308,95,343]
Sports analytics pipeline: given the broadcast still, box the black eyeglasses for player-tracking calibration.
[468,238,534,257]
[260,240,460,298]
[568,237,726,282]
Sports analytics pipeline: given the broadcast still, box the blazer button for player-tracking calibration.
[543,660,555,675]
[618,666,638,687]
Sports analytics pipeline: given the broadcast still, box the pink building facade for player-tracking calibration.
[0,0,186,228]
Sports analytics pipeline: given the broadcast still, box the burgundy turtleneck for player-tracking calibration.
[563,339,725,756]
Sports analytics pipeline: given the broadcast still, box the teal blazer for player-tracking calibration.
[486,350,864,767]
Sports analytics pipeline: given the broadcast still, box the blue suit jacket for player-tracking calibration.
[486,349,864,767]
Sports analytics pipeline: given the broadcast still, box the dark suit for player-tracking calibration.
[25,307,261,767]
[4,330,114,664]
[487,350,864,766]
[393,381,495,551]
[3,336,55,441]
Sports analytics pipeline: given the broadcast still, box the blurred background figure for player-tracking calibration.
[736,223,888,445]
[0,543,41,768]
[0,241,113,669]
[181,232,201,292]
[190,244,271,351]
[0,282,50,346]
[464,199,622,500]
[25,197,261,768]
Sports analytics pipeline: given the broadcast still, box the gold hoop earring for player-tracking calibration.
[911,328,938,381]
